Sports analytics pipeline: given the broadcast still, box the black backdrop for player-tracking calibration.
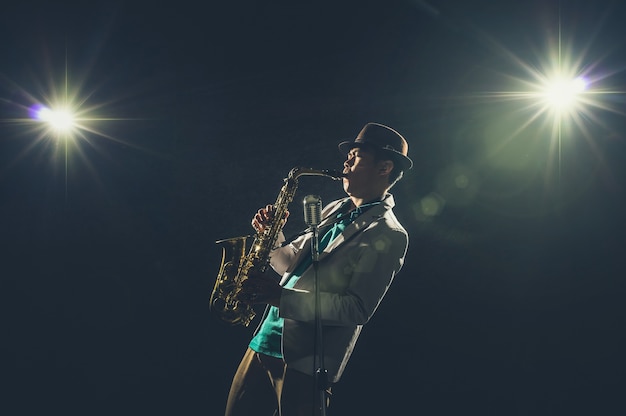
[1,1,625,414]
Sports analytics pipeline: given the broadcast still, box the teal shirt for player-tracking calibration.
[249,201,380,358]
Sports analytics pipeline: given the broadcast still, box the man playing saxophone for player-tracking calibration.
[224,122,412,416]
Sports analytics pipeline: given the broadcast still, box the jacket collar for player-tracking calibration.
[318,194,395,258]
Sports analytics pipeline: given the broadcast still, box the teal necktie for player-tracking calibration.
[288,200,381,281]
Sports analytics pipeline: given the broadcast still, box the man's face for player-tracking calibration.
[342,147,380,198]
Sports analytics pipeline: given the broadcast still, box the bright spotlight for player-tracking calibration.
[34,106,77,135]
[1,48,142,202]
[542,76,587,111]
[454,12,626,203]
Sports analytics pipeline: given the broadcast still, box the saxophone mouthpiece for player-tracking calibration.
[323,169,346,180]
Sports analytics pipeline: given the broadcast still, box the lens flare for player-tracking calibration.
[33,105,77,135]
[435,6,625,220]
[1,53,139,201]
[542,76,587,111]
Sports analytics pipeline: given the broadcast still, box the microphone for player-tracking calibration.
[303,195,322,227]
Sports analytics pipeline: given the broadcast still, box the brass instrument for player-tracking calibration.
[210,167,344,326]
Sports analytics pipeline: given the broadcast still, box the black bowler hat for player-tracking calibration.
[338,122,413,170]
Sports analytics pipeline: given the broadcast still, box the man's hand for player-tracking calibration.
[251,205,290,233]
[238,272,282,307]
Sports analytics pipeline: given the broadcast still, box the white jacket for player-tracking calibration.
[256,193,408,383]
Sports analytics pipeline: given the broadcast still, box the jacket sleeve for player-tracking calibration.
[269,232,303,276]
[278,224,408,326]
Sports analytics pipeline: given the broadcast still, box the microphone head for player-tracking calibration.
[303,194,322,227]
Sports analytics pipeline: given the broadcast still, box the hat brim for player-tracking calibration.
[338,140,413,170]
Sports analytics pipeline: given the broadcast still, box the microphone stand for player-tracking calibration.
[311,224,328,416]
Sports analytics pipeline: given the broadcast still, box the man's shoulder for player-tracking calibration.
[381,208,408,236]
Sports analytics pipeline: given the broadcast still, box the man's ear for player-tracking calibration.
[378,160,394,175]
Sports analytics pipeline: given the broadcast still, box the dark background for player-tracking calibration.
[1,0,625,415]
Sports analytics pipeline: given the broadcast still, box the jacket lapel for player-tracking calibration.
[278,195,394,281]
[318,195,393,261]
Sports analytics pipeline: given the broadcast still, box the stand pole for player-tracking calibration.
[311,226,328,416]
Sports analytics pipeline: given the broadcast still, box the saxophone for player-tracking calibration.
[210,167,344,326]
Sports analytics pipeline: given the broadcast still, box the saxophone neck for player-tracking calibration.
[288,167,345,181]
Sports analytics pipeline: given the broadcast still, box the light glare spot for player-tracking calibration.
[38,107,75,132]
[373,238,388,251]
[454,174,469,189]
[420,194,443,217]
[542,76,587,110]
